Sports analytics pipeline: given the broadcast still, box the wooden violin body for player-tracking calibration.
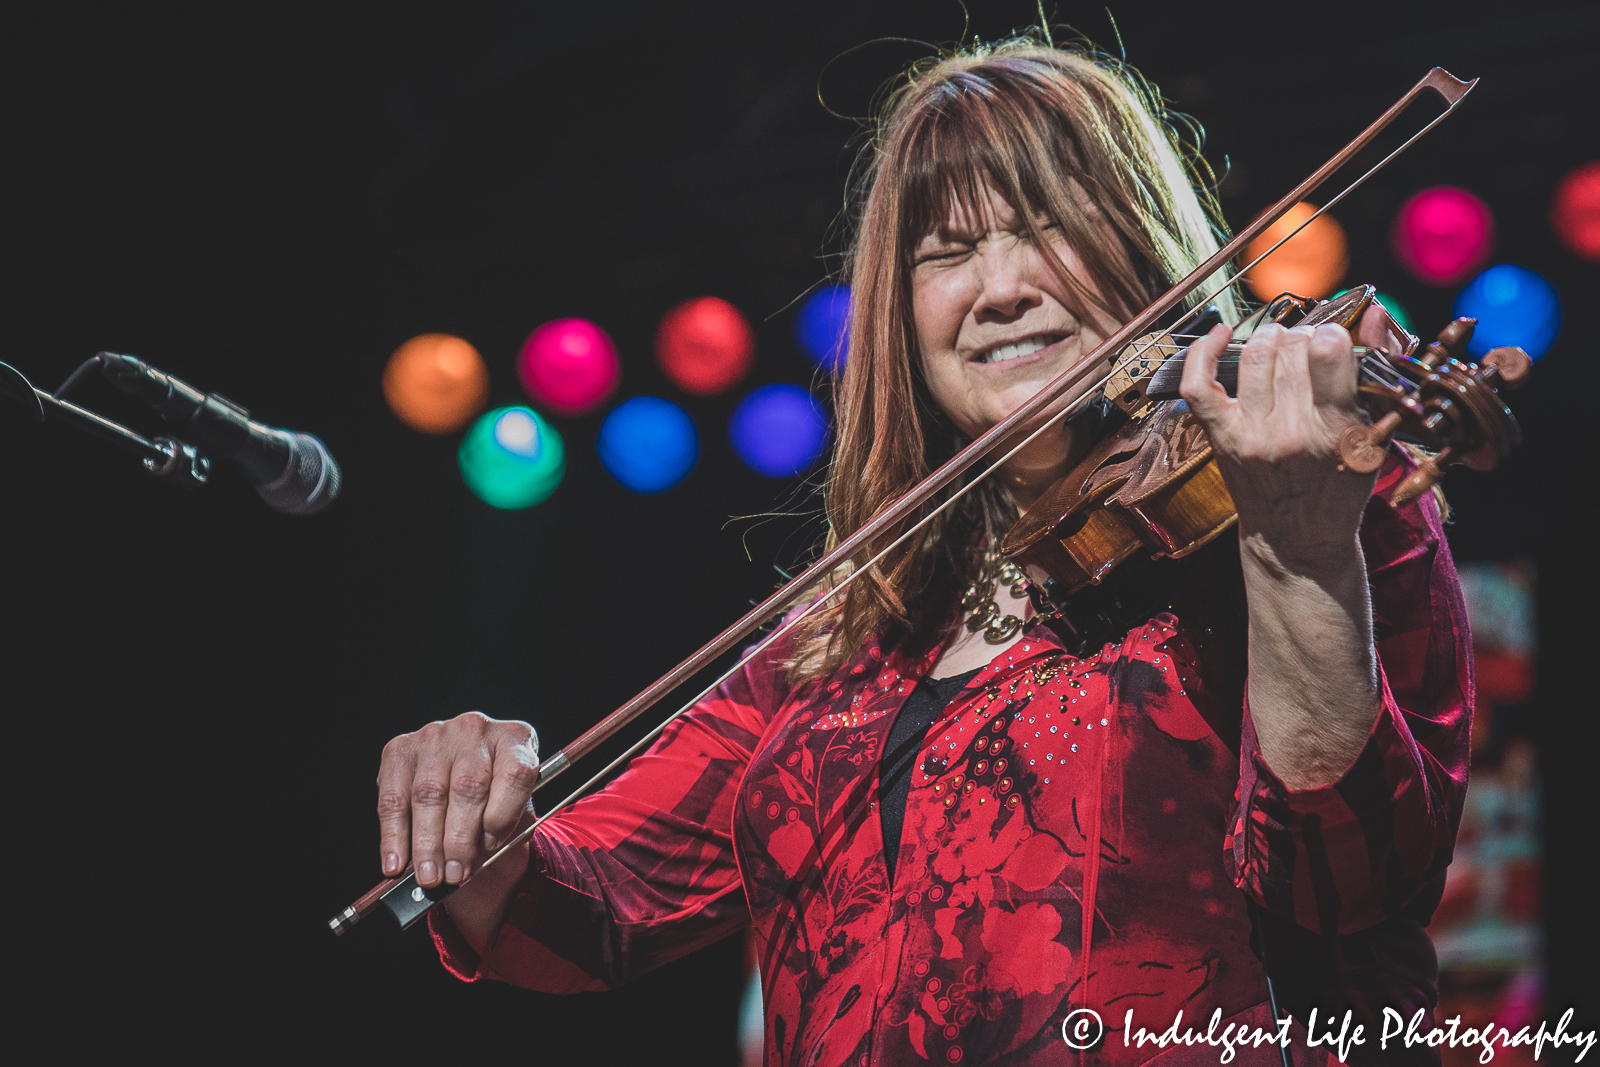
[1000,285,1530,599]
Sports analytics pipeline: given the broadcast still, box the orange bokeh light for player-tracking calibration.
[383,333,490,434]
[1240,201,1349,300]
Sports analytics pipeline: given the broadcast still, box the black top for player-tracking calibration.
[878,664,985,886]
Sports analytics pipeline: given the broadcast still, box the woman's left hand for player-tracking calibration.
[1177,309,1394,560]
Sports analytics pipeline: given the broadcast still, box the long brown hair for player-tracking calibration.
[787,33,1237,687]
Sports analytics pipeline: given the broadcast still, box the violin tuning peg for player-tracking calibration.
[1389,456,1444,507]
[1438,318,1475,356]
[1336,411,1402,474]
[1480,346,1531,391]
[1419,318,1476,370]
[1388,444,1458,508]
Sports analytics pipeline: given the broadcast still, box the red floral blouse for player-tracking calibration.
[430,454,1471,1066]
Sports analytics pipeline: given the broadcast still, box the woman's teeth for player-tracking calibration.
[984,337,1056,363]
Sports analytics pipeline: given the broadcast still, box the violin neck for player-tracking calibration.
[1142,344,1376,403]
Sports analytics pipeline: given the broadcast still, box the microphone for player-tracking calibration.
[96,352,341,515]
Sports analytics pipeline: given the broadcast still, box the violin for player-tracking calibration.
[999,284,1531,602]
[329,66,1503,937]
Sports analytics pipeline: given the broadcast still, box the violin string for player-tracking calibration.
[1127,346,1380,366]
[1100,332,1379,395]
[462,85,1471,884]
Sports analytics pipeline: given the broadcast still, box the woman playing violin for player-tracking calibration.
[373,36,1468,1066]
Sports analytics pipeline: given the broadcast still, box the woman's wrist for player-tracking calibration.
[1239,527,1364,585]
[440,836,533,958]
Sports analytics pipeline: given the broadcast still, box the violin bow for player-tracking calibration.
[330,67,1476,935]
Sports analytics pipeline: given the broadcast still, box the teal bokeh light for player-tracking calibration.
[458,406,565,509]
[1334,289,1414,334]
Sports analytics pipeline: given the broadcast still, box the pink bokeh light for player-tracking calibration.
[1391,186,1494,286]
[516,318,620,417]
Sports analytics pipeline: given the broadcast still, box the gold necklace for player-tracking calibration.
[960,555,1031,643]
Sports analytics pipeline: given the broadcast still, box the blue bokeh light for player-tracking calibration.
[1452,264,1561,360]
[597,396,699,493]
[795,284,851,372]
[729,384,828,478]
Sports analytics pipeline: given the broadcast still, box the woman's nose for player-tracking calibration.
[972,246,1041,323]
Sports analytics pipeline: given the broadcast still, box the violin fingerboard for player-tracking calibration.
[1144,351,1238,401]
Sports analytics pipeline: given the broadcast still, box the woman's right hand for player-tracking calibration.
[377,711,540,888]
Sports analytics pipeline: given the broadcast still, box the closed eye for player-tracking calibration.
[913,244,970,267]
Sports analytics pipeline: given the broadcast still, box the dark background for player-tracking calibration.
[3,1,1595,1060]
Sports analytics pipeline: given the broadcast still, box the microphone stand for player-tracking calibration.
[0,356,211,486]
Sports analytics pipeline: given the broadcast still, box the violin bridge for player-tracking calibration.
[1105,331,1182,418]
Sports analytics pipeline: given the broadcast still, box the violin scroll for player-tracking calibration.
[1335,316,1530,505]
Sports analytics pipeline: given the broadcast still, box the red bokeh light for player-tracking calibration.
[655,296,754,396]
[1550,161,1600,261]
[1391,186,1494,285]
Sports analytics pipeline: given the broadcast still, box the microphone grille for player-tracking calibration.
[256,432,342,515]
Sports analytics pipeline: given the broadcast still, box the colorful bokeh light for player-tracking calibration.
[1452,265,1561,361]
[655,296,754,395]
[1241,202,1348,300]
[729,384,828,478]
[1373,292,1414,335]
[382,333,489,434]
[458,406,565,508]
[1335,289,1414,335]
[1550,161,1600,260]
[795,284,851,372]
[517,318,620,416]
[597,396,699,493]
[1391,186,1494,286]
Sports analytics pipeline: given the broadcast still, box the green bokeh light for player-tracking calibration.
[1372,292,1413,333]
[458,406,565,509]
[1335,288,1413,334]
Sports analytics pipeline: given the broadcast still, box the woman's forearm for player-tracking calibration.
[1175,318,1399,791]
[1239,532,1381,791]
